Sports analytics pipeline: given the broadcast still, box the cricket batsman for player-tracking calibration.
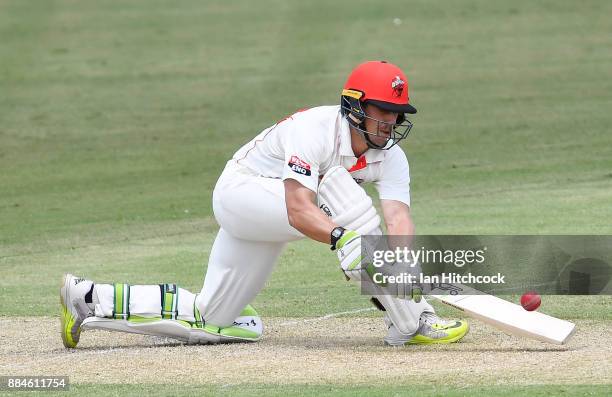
[61,61,469,347]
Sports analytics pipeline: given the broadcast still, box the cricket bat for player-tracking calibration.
[428,283,576,344]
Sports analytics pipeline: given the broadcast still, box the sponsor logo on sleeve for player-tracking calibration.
[288,155,312,176]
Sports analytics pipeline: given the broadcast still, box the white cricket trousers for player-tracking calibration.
[198,160,304,326]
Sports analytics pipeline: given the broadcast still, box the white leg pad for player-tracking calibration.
[86,283,263,343]
[93,284,116,318]
[82,317,220,344]
[81,317,218,343]
[371,295,423,335]
[93,284,195,320]
[318,166,429,335]
[82,316,263,344]
[177,289,197,322]
[131,285,164,318]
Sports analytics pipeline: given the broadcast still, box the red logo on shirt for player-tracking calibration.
[348,155,367,172]
[288,155,312,176]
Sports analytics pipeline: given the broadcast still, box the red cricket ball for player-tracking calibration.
[520,291,541,311]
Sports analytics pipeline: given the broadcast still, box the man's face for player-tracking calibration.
[362,104,400,148]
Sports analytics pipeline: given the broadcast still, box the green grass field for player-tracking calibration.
[1,0,611,395]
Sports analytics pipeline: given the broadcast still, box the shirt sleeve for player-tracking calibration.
[374,146,411,206]
[281,121,330,192]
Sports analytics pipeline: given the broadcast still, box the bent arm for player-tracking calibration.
[381,199,415,237]
[284,179,337,244]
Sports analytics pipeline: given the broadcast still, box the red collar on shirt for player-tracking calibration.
[348,155,367,172]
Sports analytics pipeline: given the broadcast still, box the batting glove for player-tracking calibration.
[335,230,423,302]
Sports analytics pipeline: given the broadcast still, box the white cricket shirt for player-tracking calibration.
[232,105,411,206]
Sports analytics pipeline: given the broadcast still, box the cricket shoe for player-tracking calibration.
[384,311,469,346]
[60,274,94,348]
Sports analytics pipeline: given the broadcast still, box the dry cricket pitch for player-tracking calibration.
[1,316,610,387]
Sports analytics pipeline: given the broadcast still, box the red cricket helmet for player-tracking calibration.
[342,60,417,115]
[340,61,416,150]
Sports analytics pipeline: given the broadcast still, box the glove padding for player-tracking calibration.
[336,230,362,276]
[336,230,424,302]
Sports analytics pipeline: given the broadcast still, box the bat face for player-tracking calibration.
[430,283,576,345]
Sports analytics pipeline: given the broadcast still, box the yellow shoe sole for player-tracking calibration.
[60,274,79,348]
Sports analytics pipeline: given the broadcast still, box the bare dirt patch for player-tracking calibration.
[1,316,610,386]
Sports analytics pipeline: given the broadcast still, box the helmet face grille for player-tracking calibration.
[355,112,413,150]
[341,95,413,150]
